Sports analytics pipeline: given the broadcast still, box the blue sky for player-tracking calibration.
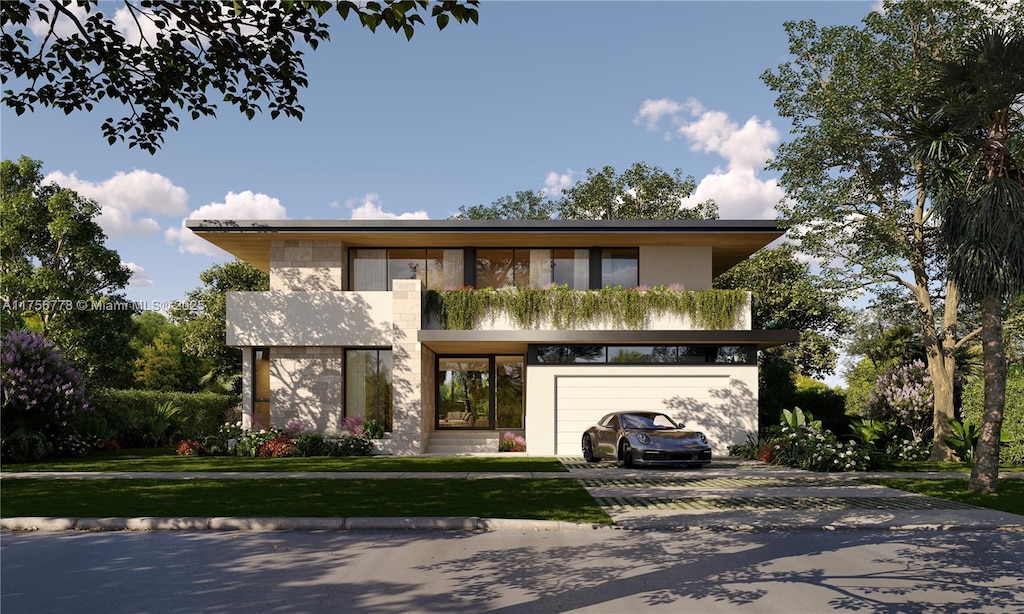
[1,1,876,312]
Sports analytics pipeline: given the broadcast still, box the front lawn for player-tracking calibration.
[0,478,610,524]
[867,478,1024,515]
[0,448,568,473]
[887,460,1024,473]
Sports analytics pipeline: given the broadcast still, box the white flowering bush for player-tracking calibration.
[769,424,871,472]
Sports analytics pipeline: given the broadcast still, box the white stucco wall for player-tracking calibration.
[524,365,758,456]
[639,246,712,289]
[227,291,393,347]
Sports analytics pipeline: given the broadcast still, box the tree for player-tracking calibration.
[714,244,853,427]
[0,156,137,387]
[1,1,480,153]
[557,162,717,221]
[451,190,555,220]
[131,312,207,392]
[912,28,1024,492]
[169,260,269,385]
[761,0,1020,460]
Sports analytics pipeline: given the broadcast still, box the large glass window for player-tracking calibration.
[608,346,678,363]
[351,249,463,290]
[252,348,270,429]
[601,248,639,288]
[437,358,491,428]
[476,248,589,289]
[530,344,754,365]
[345,349,393,431]
[495,356,524,429]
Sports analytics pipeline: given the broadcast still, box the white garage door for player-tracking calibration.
[554,374,730,455]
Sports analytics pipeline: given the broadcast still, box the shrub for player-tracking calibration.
[865,360,934,439]
[342,416,365,436]
[176,439,203,456]
[961,372,1023,466]
[498,432,526,452]
[1,330,91,444]
[363,419,385,439]
[329,434,372,457]
[295,431,330,457]
[90,388,240,442]
[257,434,297,458]
[1,431,52,463]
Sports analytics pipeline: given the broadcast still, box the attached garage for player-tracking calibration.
[553,374,735,455]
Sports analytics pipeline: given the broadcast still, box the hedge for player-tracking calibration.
[90,388,241,441]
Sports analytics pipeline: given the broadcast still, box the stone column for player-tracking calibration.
[390,279,424,455]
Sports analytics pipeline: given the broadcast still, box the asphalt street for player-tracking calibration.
[3,528,1023,613]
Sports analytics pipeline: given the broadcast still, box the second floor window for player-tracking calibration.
[351,249,464,291]
[475,248,590,290]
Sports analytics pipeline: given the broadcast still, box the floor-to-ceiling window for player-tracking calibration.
[436,355,524,429]
[345,348,393,431]
[351,249,464,291]
[252,348,270,429]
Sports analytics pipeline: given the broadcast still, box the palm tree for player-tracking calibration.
[913,28,1024,493]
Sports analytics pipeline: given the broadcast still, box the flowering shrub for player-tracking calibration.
[176,439,203,456]
[499,432,526,452]
[865,360,934,439]
[773,424,871,472]
[257,434,297,458]
[885,436,930,462]
[1,331,91,444]
[52,431,93,457]
[329,434,372,456]
[342,416,365,436]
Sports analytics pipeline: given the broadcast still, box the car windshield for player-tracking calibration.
[620,413,676,430]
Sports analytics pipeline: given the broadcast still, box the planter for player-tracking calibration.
[370,437,394,456]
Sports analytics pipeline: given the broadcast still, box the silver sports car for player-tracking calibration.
[581,411,712,468]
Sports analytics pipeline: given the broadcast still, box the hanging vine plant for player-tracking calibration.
[426,285,747,331]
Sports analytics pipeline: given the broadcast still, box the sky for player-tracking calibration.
[1,1,877,321]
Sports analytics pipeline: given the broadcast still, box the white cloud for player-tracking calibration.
[166,190,288,257]
[44,169,189,240]
[124,262,153,287]
[345,193,429,220]
[541,171,574,198]
[635,97,782,219]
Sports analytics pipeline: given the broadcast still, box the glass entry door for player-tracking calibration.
[436,355,524,429]
[437,357,492,428]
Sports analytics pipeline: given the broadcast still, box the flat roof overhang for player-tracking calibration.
[187,219,785,279]
[417,329,799,355]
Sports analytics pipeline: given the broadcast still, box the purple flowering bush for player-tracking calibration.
[865,360,934,439]
[1,330,92,457]
[499,431,526,452]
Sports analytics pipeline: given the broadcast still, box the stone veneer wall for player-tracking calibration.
[270,240,346,291]
[390,279,424,455]
[421,346,436,451]
[269,346,344,433]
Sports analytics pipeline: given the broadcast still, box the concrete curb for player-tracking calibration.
[0,516,611,533]
[6,516,1021,533]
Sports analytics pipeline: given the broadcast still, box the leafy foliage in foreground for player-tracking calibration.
[1,1,480,153]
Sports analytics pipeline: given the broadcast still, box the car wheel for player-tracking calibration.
[582,435,598,462]
[620,441,634,468]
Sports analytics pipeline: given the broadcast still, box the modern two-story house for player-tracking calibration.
[188,219,797,456]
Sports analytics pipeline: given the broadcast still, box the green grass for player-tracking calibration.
[887,460,1024,473]
[867,478,1024,515]
[0,448,568,473]
[0,478,611,524]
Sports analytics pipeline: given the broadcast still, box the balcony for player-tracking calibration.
[423,287,752,332]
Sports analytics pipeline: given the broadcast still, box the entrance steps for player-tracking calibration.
[425,430,499,455]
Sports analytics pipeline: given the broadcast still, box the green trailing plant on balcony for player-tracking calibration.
[425,285,747,330]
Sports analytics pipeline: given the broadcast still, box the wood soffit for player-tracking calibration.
[187,220,785,277]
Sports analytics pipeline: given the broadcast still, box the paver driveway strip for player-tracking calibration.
[563,457,1024,531]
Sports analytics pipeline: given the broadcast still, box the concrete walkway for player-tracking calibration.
[3,457,1023,532]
